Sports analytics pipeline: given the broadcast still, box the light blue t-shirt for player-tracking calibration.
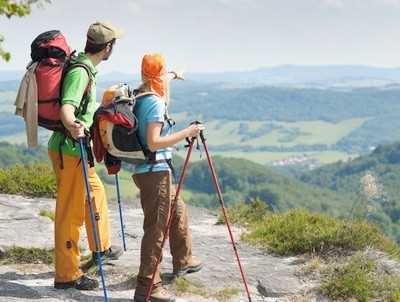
[133,94,173,174]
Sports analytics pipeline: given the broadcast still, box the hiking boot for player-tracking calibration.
[93,245,123,264]
[173,258,203,277]
[54,275,99,290]
[134,286,176,302]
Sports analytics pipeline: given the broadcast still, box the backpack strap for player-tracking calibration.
[135,92,176,178]
[63,62,93,116]
[135,92,175,127]
[57,62,94,170]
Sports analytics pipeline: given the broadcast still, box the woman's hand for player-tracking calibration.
[147,122,205,152]
[186,123,205,138]
[169,70,185,80]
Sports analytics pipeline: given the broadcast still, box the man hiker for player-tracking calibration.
[48,21,124,290]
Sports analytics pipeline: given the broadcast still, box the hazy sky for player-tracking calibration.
[1,0,400,73]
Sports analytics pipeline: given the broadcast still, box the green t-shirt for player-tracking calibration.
[48,53,97,157]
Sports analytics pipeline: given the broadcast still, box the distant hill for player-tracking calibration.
[170,83,400,123]
[186,65,400,87]
[0,142,48,166]
[3,65,400,87]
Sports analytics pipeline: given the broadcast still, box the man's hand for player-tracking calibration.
[66,121,85,140]
[60,104,86,140]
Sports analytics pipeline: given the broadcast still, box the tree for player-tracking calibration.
[0,0,49,61]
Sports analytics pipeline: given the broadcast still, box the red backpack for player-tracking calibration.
[31,30,92,133]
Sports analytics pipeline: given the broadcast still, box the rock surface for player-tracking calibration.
[0,194,314,301]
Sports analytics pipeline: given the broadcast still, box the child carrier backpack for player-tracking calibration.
[91,84,174,174]
[17,30,93,135]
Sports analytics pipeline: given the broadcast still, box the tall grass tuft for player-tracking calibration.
[0,163,55,197]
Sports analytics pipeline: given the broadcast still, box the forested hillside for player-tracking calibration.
[300,142,400,241]
[173,156,351,215]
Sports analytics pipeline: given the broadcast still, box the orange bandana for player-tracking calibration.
[141,53,166,97]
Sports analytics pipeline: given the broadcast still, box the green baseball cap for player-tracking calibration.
[87,21,123,44]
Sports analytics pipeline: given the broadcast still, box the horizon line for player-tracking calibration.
[2,63,400,75]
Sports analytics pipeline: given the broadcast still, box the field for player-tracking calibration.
[174,118,364,165]
[201,118,367,147]
[0,116,361,166]
[95,166,138,201]
[202,151,352,165]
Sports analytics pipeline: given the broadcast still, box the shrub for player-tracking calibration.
[0,246,54,264]
[321,253,375,302]
[237,208,396,256]
[321,253,400,302]
[0,163,56,197]
[217,197,268,225]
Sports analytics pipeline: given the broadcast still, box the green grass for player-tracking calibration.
[0,160,136,201]
[0,163,56,197]
[0,160,137,201]
[172,277,240,301]
[39,209,55,221]
[0,246,54,265]
[221,200,399,256]
[321,253,400,302]
[244,209,397,256]
[217,198,268,225]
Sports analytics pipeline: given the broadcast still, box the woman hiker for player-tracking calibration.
[132,53,204,302]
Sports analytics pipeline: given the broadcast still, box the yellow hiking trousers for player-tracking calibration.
[49,151,111,282]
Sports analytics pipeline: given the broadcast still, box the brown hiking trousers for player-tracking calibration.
[132,170,193,294]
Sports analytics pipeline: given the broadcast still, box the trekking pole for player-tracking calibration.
[115,174,127,251]
[145,137,197,302]
[199,131,253,302]
[78,138,109,302]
